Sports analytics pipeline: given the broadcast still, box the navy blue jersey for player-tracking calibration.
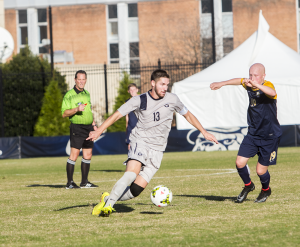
[125,98,138,144]
[242,79,282,139]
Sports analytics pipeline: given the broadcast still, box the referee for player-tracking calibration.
[61,70,98,189]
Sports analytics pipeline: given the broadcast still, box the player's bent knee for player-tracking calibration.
[236,156,247,168]
[130,183,144,197]
[256,168,268,176]
[236,160,244,168]
[256,163,268,176]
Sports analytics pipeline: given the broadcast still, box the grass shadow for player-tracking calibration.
[27,184,65,188]
[175,194,236,202]
[140,212,163,214]
[54,204,90,211]
[91,170,124,172]
[54,203,134,213]
[113,204,134,213]
[133,203,153,206]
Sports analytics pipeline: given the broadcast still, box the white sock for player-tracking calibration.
[118,186,134,201]
[105,172,136,208]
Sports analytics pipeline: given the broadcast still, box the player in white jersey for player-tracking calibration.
[88,69,218,217]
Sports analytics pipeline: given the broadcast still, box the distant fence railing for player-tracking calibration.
[0,60,212,137]
[55,59,212,126]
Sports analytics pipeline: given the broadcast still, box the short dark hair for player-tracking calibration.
[75,70,87,79]
[151,69,169,82]
[128,83,138,90]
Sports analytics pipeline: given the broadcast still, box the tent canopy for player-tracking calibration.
[172,11,300,130]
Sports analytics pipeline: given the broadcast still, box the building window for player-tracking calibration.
[18,10,28,48]
[108,5,118,19]
[108,5,119,63]
[109,43,119,63]
[202,0,212,14]
[201,0,232,13]
[128,4,139,69]
[38,9,48,54]
[18,10,27,23]
[200,0,233,58]
[20,27,28,45]
[17,8,49,54]
[222,0,232,12]
[128,3,138,17]
[130,42,140,73]
[107,3,139,66]
[130,42,139,58]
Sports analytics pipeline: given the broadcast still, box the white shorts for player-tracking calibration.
[123,142,164,183]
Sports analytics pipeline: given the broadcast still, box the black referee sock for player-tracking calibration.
[66,159,76,184]
[81,158,91,185]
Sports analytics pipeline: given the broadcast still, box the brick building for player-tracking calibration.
[3,0,300,66]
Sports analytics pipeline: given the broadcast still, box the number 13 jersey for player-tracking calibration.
[118,90,188,151]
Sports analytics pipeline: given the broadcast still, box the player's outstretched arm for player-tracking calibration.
[210,78,242,90]
[183,111,218,144]
[86,111,123,141]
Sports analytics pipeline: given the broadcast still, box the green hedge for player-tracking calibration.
[1,46,67,137]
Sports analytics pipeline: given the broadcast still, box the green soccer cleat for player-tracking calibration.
[92,192,110,216]
[100,204,116,217]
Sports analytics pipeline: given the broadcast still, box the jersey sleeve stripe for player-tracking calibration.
[264,81,277,99]
[179,106,188,115]
[140,94,147,110]
[241,78,247,89]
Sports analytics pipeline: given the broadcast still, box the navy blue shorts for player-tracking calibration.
[238,135,280,166]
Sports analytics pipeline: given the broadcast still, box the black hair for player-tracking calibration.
[151,69,169,82]
[75,70,87,79]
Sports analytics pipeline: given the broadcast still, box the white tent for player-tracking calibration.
[172,11,300,130]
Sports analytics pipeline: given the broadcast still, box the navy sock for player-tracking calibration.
[258,171,270,190]
[236,165,251,185]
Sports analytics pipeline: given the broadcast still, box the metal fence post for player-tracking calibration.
[211,0,216,63]
[158,59,161,69]
[0,68,4,137]
[295,125,297,147]
[49,6,54,75]
[104,63,108,114]
[40,63,46,91]
[19,136,21,159]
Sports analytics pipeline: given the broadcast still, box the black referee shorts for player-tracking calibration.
[70,123,94,150]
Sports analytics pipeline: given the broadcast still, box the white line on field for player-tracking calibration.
[91,169,237,182]
[153,171,236,179]
[175,169,236,171]
[13,169,236,185]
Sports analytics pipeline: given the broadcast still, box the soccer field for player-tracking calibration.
[1,147,300,246]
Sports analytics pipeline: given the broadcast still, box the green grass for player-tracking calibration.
[0,147,300,246]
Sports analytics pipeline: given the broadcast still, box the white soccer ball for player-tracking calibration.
[150,185,172,207]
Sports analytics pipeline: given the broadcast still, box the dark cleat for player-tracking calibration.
[254,187,271,203]
[236,182,255,203]
[80,181,98,188]
[66,181,80,189]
